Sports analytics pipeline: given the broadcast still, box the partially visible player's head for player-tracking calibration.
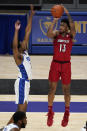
[59,18,70,34]
[13,111,27,128]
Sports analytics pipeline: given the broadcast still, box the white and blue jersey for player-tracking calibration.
[14,51,32,104]
[3,123,19,131]
[18,51,32,80]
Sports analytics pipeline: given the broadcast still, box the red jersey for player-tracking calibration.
[53,33,73,61]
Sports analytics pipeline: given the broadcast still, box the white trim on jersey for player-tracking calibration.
[3,123,19,131]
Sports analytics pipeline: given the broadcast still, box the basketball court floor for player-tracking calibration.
[0,55,87,131]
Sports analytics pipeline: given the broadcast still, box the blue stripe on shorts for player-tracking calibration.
[19,79,25,104]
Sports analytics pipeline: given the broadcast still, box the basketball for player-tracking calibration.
[51,5,64,18]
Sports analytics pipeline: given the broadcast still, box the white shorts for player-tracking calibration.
[14,77,30,104]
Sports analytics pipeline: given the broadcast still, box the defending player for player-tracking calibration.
[47,6,76,127]
[3,111,27,131]
[7,5,35,124]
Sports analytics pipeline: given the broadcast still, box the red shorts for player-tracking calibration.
[49,60,71,85]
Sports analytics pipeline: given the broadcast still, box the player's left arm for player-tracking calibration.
[64,7,76,38]
[23,5,35,46]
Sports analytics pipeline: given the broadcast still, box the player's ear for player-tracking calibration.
[18,120,22,125]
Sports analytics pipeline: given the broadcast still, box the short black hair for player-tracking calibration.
[61,18,70,29]
[13,111,26,124]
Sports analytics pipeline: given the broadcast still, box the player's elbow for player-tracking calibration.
[47,31,53,38]
[12,41,18,50]
[25,24,31,33]
[12,44,17,50]
[73,31,76,38]
[47,32,51,38]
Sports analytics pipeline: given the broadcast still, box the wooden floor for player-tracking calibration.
[0,55,87,79]
[0,55,87,131]
[0,112,87,131]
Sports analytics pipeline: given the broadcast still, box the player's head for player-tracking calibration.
[59,18,70,34]
[18,41,27,53]
[13,111,27,128]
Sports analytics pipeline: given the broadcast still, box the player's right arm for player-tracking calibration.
[12,20,23,65]
[47,18,59,39]
[63,7,76,38]
[23,5,35,48]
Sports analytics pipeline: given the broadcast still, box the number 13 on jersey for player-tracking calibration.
[59,44,66,52]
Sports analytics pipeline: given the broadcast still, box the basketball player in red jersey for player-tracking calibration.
[47,7,76,127]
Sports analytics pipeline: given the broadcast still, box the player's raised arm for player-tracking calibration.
[47,18,59,39]
[12,20,22,61]
[64,7,76,38]
[24,5,35,44]
[13,20,20,49]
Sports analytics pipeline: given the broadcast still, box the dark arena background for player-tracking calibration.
[0,0,87,131]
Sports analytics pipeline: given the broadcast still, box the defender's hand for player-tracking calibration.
[30,4,35,16]
[15,20,21,30]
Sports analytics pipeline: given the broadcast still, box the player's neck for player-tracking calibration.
[16,123,21,130]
